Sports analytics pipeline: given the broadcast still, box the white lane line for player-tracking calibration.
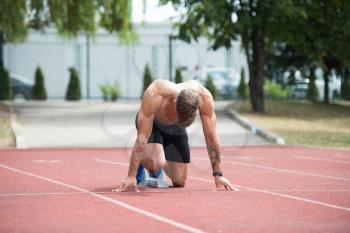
[96,158,350,213]
[0,192,84,197]
[0,163,204,233]
[188,176,350,212]
[2,189,350,198]
[193,158,350,181]
[334,153,350,159]
[292,155,350,165]
[95,158,129,166]
[32,160,61,164]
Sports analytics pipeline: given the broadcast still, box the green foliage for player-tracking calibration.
[0,0,136,94]
[267,1,350,103]
[0,0,135,43]
[0,67,12,100]
[205,75,217,100]
[264,80,290,99]
[65,67,81,101]
[32,66,47,100]
[0,0,27,42]
[110,81,121,101]
[142,64,153,96]
[48,0,96,38]
[161,0,305,112]
[98,81,121,102]
[237,68,248,100]
[175,67,183,84]
[98,0,138,43]
[341,69,350,100]
[99,83,110,101]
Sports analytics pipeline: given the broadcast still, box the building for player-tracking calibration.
[3,23,248,99]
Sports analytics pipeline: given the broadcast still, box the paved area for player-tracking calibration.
[1,146,350,233]
[7,100,267,148]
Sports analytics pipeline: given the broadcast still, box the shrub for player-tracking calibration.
[142,63,152,97]
[205,75,217,100]
[66,67,81,100]
[175,67,183,83]
[110,81,121,101]
[98,81,122,102]
[0,67,12,100]
[264,80,290,99]
[99,83,110,101]
[32,66,47,100]
[237,68,248,100]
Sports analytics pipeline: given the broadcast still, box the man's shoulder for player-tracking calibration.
[151,79,172,88]
[198,88,214,116]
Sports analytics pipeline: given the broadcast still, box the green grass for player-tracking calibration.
[232,100,350,149]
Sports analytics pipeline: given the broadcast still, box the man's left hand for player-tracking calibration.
[214,176,239,191]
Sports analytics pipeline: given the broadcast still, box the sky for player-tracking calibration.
[132,0,182,23]
[132,1,238,24]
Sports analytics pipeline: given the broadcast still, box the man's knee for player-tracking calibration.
[172,179,186,187]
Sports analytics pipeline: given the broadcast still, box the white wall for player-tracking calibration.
[4,23,248,99]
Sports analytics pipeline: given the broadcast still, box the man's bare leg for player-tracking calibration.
[139,144,189,187]
[139,143,166,172]
[163,161,189,187]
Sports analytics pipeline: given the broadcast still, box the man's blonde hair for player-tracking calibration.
[176,89,200,128]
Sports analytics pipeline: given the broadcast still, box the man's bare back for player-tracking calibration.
[141,79,212,124]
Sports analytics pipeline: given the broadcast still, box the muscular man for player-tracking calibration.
[114,79,235,192]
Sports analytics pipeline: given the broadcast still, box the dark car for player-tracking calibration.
[10,73,34,100]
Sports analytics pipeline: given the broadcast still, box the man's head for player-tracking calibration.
[176,89,200,128]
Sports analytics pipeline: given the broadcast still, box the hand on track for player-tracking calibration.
[112,177,139,192]
[214,176,239,191]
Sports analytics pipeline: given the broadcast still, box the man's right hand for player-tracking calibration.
[112,176,139,192]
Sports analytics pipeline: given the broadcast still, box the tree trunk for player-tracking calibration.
[248,24,265,112]
[0,31,4,70]
[323,66,330,104]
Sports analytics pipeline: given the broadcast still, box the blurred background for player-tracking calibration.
[0,0,349,149]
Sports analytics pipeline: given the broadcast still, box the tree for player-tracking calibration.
[276,0,350,104]
[237,67,248,100]
[0,0,135,85]
[161,0,304,112]
[175,67,183,84]
[205,75,217,100]
[142,63,152,96]
[66,67,81,100]
[0,66,12,100]
[32,66,47,100]
[306,66,319,102]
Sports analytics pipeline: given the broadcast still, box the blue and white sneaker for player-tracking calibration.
[136,165,150,187]
[136,165,168,188]
[148,169,168,188]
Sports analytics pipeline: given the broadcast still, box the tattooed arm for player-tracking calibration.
[206,144,222,174]
[200,91,235,191]
[199,94,222,174]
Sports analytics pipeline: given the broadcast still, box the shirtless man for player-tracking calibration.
[114,79,235,192]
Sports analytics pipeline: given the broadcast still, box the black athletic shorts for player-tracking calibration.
[135,113,190,163]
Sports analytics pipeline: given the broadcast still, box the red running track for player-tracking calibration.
[0,146,350,233]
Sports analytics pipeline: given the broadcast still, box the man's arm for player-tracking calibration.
[199,92,236,191]
[127,112,153,178]
[115,84,161,192]
[199,94,222,174]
